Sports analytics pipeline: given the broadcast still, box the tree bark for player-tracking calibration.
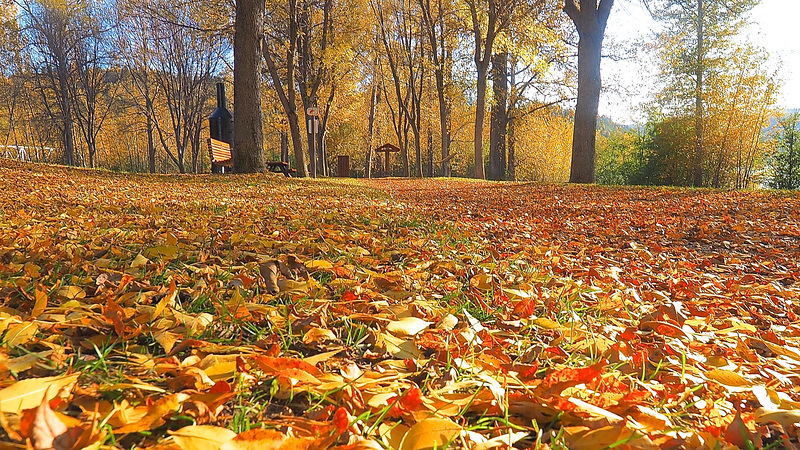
[263,0,308,176]
[233,0,266,173]
[489,52,508,180]
[692,0,704,187]
[147,111,155,173]
[507,115,516,181]
[474,62,489,179]
[473,61,488,179]
[427,130,434,177]
[564,0,613,184]
[280,131,289,163]
[366,82,377,178]
[419,0,451,177]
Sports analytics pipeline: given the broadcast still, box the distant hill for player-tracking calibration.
[597,116,636,137]
[766,109,800,132]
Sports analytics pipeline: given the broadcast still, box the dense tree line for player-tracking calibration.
[0,0,578,179]
[0,0,791,188]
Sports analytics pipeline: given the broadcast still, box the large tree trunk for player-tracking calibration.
[489,52,508,180]
[233,0,266,173]
[569,30,602,183]
[565,0,613,184]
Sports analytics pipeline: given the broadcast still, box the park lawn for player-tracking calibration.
[1,158,800,449]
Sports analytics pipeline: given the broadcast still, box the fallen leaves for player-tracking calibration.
[0,373,80,414]
[3,160,800,448]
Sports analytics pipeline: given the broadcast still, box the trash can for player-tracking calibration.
[337,155,350,177]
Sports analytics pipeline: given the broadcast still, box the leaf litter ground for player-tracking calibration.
[1,159,800,449]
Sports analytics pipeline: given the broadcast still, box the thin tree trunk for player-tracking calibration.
[366,83,377,178]
[474,61,488,179]
[280,131,289,163]
[263,28,308,176]
[427,130,433,177]
[692,0,704,187]
[508,116,516,181]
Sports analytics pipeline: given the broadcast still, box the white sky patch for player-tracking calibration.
[598,0,799,124]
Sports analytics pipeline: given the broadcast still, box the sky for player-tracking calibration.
[599,0,800,124]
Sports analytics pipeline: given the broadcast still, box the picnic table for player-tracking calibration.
[266,161,296,177]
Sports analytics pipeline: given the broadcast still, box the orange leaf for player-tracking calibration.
[251,355,321,376]
[538,361,605,397]
[114,394,182,434]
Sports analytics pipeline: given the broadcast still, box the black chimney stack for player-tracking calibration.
[209,82,234,173]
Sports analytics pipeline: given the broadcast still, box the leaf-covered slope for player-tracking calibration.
[1,159,800,449]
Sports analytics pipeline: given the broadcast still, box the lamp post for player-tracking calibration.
[307,106,319,178]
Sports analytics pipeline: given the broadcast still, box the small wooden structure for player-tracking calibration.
[207,138,295,176]
[266,161,297,177]
[207,138,233,172]
[336,155,350,177]
[375,143,401,174]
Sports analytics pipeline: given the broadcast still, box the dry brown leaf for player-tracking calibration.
[259,261,280,294]
[398,418,462,450]
[0,373,80,414]
[386,317,432,336]
[170,425,236,450]
[114,394,182,434]
[30,395,73,450]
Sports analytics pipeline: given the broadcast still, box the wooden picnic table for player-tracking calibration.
[266,161,296,177]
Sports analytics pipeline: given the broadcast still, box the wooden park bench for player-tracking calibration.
[207,138,296,176]
[207,138,233,173]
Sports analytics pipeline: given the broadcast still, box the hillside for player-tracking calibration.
[1,159,800,449]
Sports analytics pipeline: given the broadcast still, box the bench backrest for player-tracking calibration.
[208,138,233,166]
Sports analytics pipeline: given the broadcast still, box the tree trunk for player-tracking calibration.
[569,32,602,183]
[474,61,488,179]
[145,113,155,173]
[508,116,516,181]
[62,113,75,166]
[489,52,508,180]
[288,110,306,175]
[692,0,704,187]
[787,127,795,189]
[439,92,451,177]
[59,66,76,166]
[233,0,266,173]
[427,131,434,177]
[192,121,201,173]
[366,83,377,178]
[565,0,613,184]
[263,0,307,177]
[280,131,289,163]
